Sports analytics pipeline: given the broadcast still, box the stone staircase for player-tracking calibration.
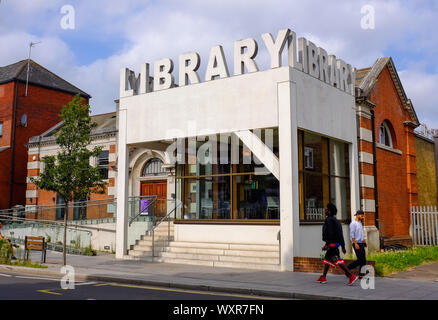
[125,221,281,271]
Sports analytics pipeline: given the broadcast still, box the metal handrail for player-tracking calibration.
[0,214,115,233]
[151,199,183,257]
[128,195,158,226]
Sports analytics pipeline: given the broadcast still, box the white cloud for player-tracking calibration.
[0,0,437,128]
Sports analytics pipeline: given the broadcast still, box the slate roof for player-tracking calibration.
[355,57,419,126]
[28,112,117,145]
[0,59,90,98]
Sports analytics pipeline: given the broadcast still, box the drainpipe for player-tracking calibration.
[9,81,19,208]
[370,109,380,231]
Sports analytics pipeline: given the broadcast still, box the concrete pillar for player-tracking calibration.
[116,107,129,259]
[278,80,300,271]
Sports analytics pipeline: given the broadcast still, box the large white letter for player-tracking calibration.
[307,40,319,79]
[205,46,230,81]
[154,58,174,91]
[298,38,309,74]
[262,29,290,69]
[336,59,348,92]
[287,31,302,71]
[140,63,151,94]
[179,52,201,86]
[120,68,134,98]
[318,48,329,84]
[234,38,259,75]
[328,55,338,88]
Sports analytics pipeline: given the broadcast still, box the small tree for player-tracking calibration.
[32,95,106,265]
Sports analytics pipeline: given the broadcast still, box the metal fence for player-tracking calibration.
[411,206,438,246]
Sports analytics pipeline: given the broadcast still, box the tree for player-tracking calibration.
[31,95,106,265]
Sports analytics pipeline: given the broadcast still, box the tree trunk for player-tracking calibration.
[63,202,68,266]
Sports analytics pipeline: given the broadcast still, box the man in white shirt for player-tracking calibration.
[347,210,367,278]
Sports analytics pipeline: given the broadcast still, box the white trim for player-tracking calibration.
[109,153,116,162]
[26,190,38,198]
[359,128,373,143]
[108,186,116,196]
[376,143,402,155]
[359,151,374,164]
[361,199,376,212]
[27,161,40,170]
[360,174,374,188]
[26,176,38,184]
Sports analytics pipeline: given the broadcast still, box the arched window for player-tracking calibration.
[379,121,393,147]
[141,158,166,176]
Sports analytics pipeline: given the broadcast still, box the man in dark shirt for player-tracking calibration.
[316,203,358,285]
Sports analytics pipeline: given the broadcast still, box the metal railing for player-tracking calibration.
[151,199,183,257]
[128,195,158,226]
[411,206,438,246]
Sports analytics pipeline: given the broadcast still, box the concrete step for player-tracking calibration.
[168,241,278,251]
[213,261,281,271]
[136,238,173,246]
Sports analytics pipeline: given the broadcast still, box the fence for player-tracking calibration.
[411,206,438,246]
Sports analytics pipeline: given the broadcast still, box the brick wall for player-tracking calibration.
[366,66,417,240]
[294,257,375,274]
[415,135,437,206]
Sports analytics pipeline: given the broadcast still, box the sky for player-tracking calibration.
[0,0,437,128]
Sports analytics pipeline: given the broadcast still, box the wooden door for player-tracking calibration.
[141,180,167,217]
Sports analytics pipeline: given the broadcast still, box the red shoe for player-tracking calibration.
[347,274,358,286]
[316,276,327,284]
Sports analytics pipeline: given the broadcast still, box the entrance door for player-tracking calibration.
[141,180,167,217]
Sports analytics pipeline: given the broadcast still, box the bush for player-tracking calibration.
[0,239,13,264]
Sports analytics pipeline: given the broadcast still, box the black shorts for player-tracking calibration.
[323,246,345,268]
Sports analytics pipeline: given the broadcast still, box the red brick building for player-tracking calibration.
[356,57,420,247]
[0,60,90,210]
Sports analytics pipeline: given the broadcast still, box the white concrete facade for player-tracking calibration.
[117,63,359,270]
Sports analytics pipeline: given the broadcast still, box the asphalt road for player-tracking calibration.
[0,271,280,300]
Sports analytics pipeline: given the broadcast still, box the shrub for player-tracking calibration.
[0,239,13,264]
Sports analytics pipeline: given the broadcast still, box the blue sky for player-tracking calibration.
[1,0,437,128]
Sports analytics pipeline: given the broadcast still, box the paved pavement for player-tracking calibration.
[388,261,438,282]
[1,250,438,300]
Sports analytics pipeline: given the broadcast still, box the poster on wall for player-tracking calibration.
[140,198,149,215]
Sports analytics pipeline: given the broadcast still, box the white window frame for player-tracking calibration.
[379,122,393,148]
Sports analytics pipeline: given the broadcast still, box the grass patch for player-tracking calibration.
[10,260,48,269]
[369,246,438,276]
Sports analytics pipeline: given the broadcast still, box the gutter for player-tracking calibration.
[370,109,380,232]
[9,80,18,208]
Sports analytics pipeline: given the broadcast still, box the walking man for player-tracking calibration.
[348,210,367,278]
[316,203,358,285]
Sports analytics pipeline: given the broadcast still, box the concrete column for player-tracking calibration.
[116,107,129,259]
[278,80,300,271]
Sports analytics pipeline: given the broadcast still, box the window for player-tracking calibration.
[298,131,350,222]
[142,158,166,176]
[379,121,393,147]
[0,121,3,137]
[176,129,280,220]
[56,193,66,220]
[97,151,109,179]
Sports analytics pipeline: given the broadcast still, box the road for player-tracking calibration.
[0,271,281,300]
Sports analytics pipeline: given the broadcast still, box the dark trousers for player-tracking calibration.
[347,243,366,274]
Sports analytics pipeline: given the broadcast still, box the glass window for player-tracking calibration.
[299,131,350,222]
[142,158,166,176]
[176,129,279,220]
[56,193,66,220]
[97,151,109,179]
[0,121,3,137]
[379,122,393,147]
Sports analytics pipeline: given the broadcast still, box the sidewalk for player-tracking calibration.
[1,251,438,300]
